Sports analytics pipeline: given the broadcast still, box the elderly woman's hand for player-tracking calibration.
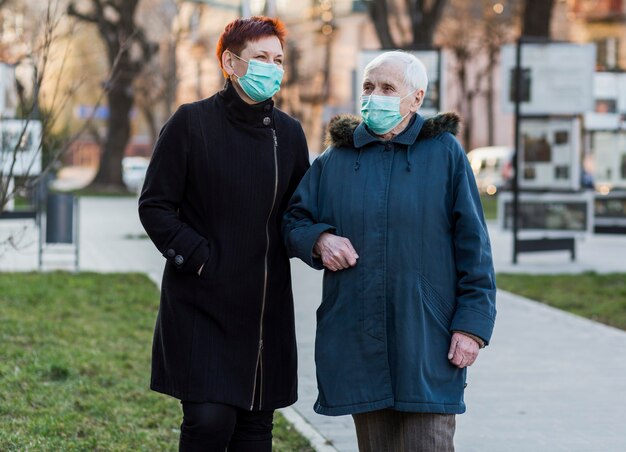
[447,332,480,369]
[314,232,359,272]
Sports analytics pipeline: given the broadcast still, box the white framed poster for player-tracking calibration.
[518,117,581,191]
[0,119,43,177]
[595,192,626,229]
[588,130,626,190]
[501,43,595,115]
[584,71,626,131]
[357,49,444,118]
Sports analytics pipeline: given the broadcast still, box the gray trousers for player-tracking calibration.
[352,409,455,452]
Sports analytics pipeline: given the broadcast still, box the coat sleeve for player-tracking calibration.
[280,121,311,211]
[282,152,336,270]
[138,104,210,274]
[448,140,497,345]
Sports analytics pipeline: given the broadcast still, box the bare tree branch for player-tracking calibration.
[1,0,131,213]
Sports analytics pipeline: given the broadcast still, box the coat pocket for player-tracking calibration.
[419,275,454,331]
[197,244,217,283]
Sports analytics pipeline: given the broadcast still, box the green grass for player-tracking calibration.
[0,272,313,451]
[480,194,498,220]
[14,195,32,209]
[497,272,626,330]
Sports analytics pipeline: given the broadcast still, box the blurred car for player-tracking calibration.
[122,156,150,193]
[466,146,513,195]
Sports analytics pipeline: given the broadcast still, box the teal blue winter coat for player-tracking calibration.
[283,113,496,416]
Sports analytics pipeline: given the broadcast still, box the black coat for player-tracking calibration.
[138,81,310,410]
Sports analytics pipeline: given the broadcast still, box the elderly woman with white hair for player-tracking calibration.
[283,51,496,451]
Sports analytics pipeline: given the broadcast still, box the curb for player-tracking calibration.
[279,407,339,452]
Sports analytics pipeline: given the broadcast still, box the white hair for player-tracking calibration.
[364,51,429,95]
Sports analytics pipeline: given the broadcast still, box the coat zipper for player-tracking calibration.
[250,128,279,410]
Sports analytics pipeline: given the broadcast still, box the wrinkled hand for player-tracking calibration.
[447,332,480,369]
[314,232,359,272]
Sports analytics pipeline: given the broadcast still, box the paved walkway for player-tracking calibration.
[2,197,626,451]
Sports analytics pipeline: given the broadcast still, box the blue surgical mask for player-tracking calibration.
[360,91,415,135]
[231,53,284,102]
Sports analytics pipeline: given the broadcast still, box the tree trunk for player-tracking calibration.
[464,91,473,150]
[486,45,499,146]
[408,0,448,48]
[143,105,159,151]
[91,80,133,188]
[368,0,396,49]
[522,0,555,38]
[453,47,472,150]
[68,0,155,192]
[164,39,178,120]
[486,66,494,146]
[369,0,448,50]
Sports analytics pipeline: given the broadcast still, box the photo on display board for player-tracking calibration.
[595,198,626,218]
[554,165,570,180]
[523,134,552,163]
[555,130,569,145]
[504,201,587,231]
[523,166,536,180]
[595,99,617,113]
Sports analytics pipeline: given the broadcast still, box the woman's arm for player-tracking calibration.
[138,105,210,275]
[449,140,497,345]
[282,155,335,270]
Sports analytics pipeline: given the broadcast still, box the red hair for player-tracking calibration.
[216,16,287,77]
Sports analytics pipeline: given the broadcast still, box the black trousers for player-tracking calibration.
[179,401,274,452]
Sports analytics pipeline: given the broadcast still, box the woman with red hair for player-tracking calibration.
[139,16,309,451]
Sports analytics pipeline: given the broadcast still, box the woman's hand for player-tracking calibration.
[447,332,480,369]
[314,232,359,271]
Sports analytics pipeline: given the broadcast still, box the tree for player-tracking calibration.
[0,1,109,254]
[439,0,519,149]
[522,0,555,38]
[2,1,74,215]
[367,0,449,48]
[134,0,183,149]
[68,0,158,191]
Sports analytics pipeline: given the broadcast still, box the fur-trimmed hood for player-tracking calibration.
[325,112,461,149]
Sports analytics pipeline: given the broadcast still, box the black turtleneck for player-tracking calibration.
[219,80,276,128]
[139,80,310,409]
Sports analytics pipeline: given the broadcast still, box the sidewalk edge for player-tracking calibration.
[279,406,339,452]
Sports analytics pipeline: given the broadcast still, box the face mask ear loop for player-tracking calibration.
[229,52,248,81]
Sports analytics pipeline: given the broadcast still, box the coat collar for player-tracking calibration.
[328,112,461,149]
[353,114,425,148]
[218,80,275,128]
